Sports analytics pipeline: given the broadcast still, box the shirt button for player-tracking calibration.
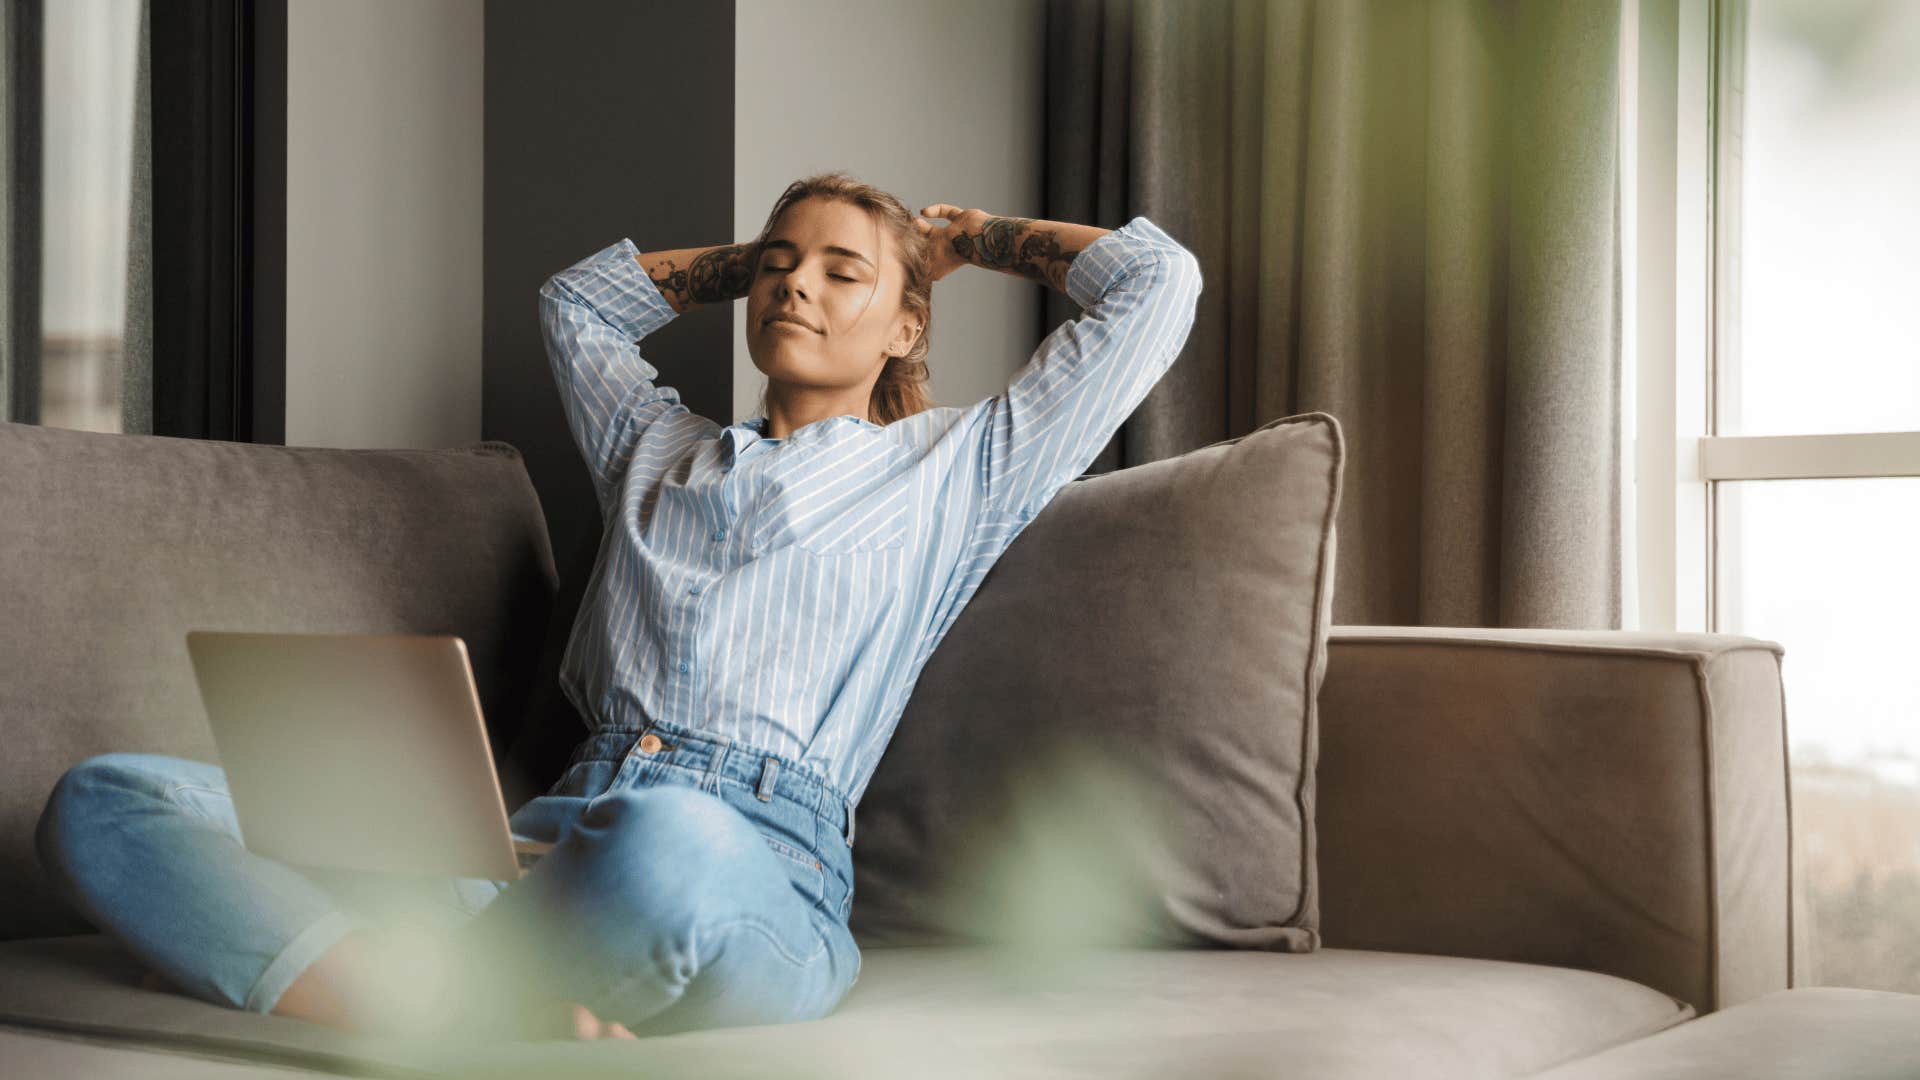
[711,529,726,541]
[638,733,663,754]
[677,661,690,673]
[689,583,702,595]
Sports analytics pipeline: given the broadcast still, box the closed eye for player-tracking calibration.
[765,267,856,282]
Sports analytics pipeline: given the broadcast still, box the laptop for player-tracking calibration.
[185,630,554,881]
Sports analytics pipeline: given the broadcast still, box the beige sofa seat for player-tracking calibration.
[0,935,1688,1078]
[1532,987,1920,1079]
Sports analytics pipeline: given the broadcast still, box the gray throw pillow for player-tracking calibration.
[850,412,1343,952]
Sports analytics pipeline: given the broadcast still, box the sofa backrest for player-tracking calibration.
[0,422,559,940]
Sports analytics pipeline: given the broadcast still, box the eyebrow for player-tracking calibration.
[760,238,874,270]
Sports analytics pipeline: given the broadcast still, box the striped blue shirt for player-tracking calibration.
[538,215,1201,808]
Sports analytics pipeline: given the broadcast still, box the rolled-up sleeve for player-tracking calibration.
[538,237,685,516]
[979,215,1203,521]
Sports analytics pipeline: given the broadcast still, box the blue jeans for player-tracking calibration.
[33,720,862,1036]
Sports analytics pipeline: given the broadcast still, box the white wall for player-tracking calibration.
[285,0,482,449]
[282,0,1039,447]
[733,0,1046,424]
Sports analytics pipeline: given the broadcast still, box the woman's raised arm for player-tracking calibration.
[915,206,1112,295]
[540,237,720,519]
[955,214,1203,522]
[636,242,758,314]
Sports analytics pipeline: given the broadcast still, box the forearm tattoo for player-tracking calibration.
[950,216,1080,292]
[649,244,757,309]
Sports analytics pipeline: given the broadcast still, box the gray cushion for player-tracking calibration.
[0,934,1690,1078]
[0,422,559,941]
[850,413,1343,952]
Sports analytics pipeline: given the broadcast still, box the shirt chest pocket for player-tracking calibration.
[747,440,913,558]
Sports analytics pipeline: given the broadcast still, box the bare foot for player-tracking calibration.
[561,1002,637,1040]
[272,927,479,1037]
[265,926,638,1042]
[450,998,638,1041]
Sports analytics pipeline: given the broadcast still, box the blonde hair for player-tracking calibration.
[747,171,935,426]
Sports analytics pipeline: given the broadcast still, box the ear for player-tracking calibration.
[891,318,923,358]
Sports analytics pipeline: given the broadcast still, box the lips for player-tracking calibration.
[764,311,819,333]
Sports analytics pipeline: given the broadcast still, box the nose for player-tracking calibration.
[777,261,815,302]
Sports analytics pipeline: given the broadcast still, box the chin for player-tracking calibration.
[748,338,790,365]
[748,345,815,381]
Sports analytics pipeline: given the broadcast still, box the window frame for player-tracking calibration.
[1627,0,1920,636]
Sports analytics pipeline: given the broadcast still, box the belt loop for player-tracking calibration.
[843,796,856,846]
[756,757,780,802]
[702,735,732,793]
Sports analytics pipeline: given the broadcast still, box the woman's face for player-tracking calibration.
[746,198,921,396]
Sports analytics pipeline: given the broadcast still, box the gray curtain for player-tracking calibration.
[1,0,8,419]
[122,0,152,435]
[1045,0,1623,631]
[1,0,42,425]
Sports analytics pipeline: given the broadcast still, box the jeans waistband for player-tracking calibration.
[569,719,856,845]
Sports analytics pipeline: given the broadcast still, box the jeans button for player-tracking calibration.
[638,733,663,754]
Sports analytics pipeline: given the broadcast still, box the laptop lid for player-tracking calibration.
[185,630,536,881]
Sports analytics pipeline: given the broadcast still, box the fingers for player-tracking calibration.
[919,203,958,220]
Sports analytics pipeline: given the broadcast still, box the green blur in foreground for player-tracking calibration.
[329,750,1210,1076]
[930,746,1192,962]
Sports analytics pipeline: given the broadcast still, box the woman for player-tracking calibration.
[33,171,1203,1042]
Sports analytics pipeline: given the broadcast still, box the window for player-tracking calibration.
[2,0,285,443]
[1631,0,1920,993]
[1717,0,1920,993]
[36,0,147,433]
[1726,0,1920,437]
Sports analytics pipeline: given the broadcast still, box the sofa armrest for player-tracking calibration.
[1315,626,1795,1014]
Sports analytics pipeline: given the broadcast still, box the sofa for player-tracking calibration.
[3,416,1913,1079]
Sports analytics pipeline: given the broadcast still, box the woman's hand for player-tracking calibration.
[915,204,995,283]
[917,206,1094,294]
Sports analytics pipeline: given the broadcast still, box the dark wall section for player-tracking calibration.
[482,0,734,804]
[148,0,286,444]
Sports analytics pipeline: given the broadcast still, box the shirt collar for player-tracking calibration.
[720,413,879,468]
